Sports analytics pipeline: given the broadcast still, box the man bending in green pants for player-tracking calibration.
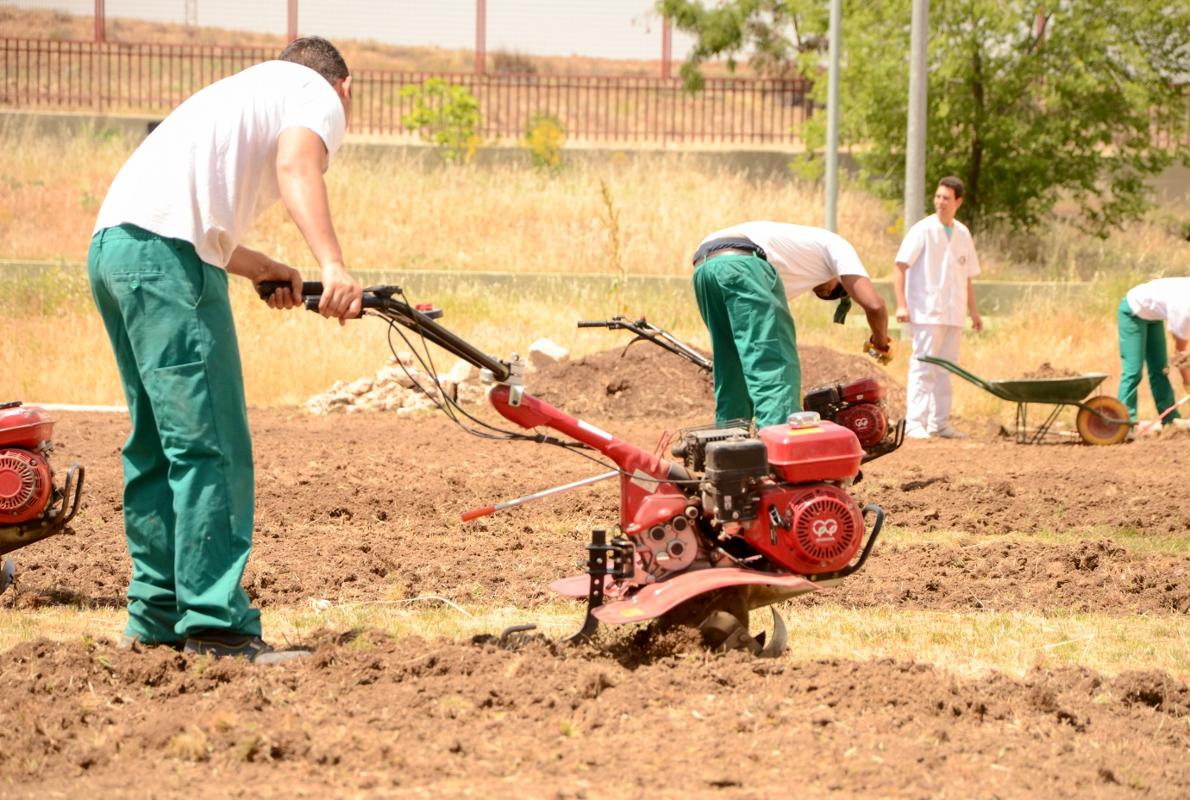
[88,36,363,663]
[692,221,892,428]
[1117,277,1190,425]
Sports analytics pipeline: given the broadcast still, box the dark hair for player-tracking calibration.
[279,36,349,84]
[938,175,964,200]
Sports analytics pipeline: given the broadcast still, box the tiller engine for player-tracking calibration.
[0,402,85,593]
[579,315,905,464]
[260,284,885,655]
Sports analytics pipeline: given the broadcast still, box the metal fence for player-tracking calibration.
[1,38,814,144]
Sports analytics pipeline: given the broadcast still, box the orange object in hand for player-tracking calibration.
[863,335,893,365]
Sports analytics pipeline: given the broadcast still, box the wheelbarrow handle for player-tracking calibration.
[917,356,999,395]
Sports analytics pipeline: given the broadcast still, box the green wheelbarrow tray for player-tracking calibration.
[918,356,1132,445]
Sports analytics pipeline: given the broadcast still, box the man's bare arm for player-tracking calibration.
[1173,334,1190,387]
[967,277,982,332]
[275,127,361,323]
[893,262,910,323]
[841,274,890,349]
[226,245,303,309]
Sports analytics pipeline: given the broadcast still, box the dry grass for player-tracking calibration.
[2,119,1188,422]
[2,602,1186,680]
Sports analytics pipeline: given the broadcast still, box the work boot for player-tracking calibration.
[183,630,310,665]
[904,426,930,440]
[933,425,967,439]
[118,634,185,652]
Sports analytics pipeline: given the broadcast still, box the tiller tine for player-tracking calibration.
[1,558,13,594]
[699,606,789,658]
[566,528,634,645]
[699,611,759,654]
[759,606,789,658]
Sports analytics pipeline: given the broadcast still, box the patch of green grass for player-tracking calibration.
[878,525,1189,556]
[4,600,1187,680]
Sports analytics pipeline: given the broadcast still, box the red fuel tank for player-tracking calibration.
[758,414,862,484]
[0,404,54,449]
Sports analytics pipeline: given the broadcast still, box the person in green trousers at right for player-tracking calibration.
[691,221,893,428]
[1116,277,1190,425]
[88,37,363,663]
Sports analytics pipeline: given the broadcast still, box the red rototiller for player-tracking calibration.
[0,402,85,593]
[262,283,887,655]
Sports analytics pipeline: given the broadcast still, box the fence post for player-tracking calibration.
[661,16,671,80]
[94,0,105,43]
[287,0,298,41]
[474,0,486,74]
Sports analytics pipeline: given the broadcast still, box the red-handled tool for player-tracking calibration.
[1139,394,1190,435]
[462,471,619,521]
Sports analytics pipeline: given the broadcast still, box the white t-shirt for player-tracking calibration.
[895,214,981,326]
[1126,277,1190,339]
[699,221,869,298]
[94,60,346,269]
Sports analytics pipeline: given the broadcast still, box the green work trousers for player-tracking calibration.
[693,253,800,427]
[88,224,260,643]
[1116,297,1179,424]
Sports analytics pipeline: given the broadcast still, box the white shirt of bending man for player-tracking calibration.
[700,221,871,295]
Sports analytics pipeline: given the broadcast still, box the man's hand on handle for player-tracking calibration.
[253,259,305,311]
[318,262,363,324]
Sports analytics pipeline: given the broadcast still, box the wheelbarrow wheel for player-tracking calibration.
[1075,395,1130,445]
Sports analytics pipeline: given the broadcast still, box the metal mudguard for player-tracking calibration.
[590,568,819,625]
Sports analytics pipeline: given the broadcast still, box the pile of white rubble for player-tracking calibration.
[304,338,570,415]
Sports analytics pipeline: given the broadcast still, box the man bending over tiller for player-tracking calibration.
[691,221,892,427]
[88,36,363,663]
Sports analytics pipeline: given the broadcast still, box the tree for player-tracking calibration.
[400,79,483,164]
[661,0,1189,233]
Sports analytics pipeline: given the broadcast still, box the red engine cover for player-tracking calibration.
[745,483,864,574]
[835,402,888,449]
[758,419,862,484]
[0,447,53,525]
[840,378,882,404]
[0,404,54,449]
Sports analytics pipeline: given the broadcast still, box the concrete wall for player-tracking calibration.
[0,259,1094,321]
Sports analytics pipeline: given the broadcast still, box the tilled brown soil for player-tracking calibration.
[2,634,1187,799]
[3,345,1189,798]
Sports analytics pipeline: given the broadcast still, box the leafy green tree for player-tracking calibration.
[661,0,1189,233]
[400,78,483,164]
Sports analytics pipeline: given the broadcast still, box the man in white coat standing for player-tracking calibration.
[893,176,983,439]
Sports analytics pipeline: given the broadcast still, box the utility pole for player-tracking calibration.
[185,0,197,28]
[475,0,487,74]
[94,0,105,43]
[287,0,298,41]
[903,0,929,230]
[824,0,841,232]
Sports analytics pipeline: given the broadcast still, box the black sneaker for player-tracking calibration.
[182,630,310,665]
